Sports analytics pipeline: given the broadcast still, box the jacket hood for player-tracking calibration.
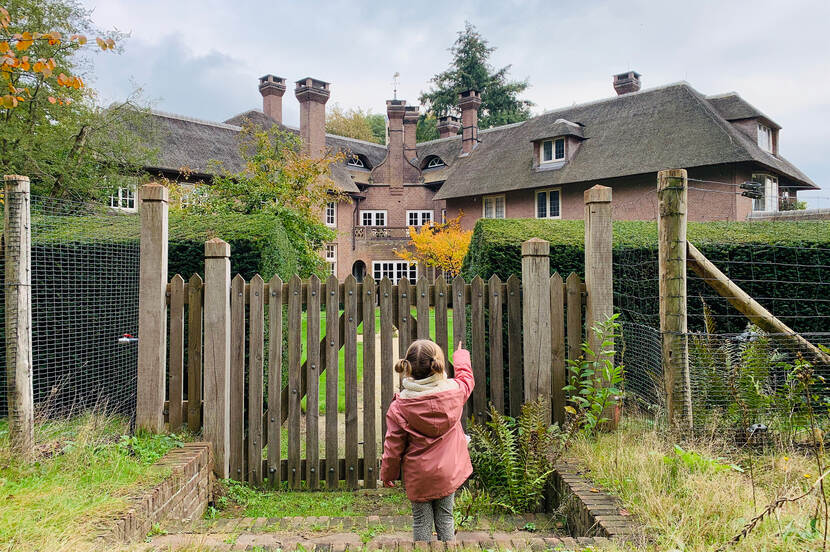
[395,388,466,438]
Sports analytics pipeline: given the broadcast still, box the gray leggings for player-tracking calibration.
[411,493,454,542]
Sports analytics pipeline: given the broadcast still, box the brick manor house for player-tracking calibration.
[134,71,817,282]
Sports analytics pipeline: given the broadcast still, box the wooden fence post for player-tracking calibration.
[657,169,692,429]
[137,183,168,432]
[584,185,613,348]
[522,238,551,417]
[204,238,232,477]
[4,175,34,460]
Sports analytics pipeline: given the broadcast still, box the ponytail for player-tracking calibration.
[394,358,411,375]
[398,339,446,380]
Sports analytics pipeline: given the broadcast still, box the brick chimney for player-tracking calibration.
[437,115,461,139]
[385,99,406,192]
[403,106,419,161]
[295,77,331,159]
[613,71,641,95]
[458,90,482,154]
[258,74,286,124]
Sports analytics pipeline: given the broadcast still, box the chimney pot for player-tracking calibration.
[258,74,286,124]
[295,77,331,158]
[437,115,461,139]
[613,71,641,95]
[458,90,482,154]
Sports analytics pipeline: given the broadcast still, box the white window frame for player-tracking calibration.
[109,186,137,212]
[441,208,447,224]
[540,138,566,164]
[406,210,433,227]
[346,155,365,168]
[324,243,337,276]
[426,157,445,168]
[535,188,562,219]
[360,210,387,227]
[325,201,337,227]
[372,260,417,285]
[757,123,773,153]
[482,194,506,219]
[751,173,779,213]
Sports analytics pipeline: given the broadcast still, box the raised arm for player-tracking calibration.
[452,347,474,400]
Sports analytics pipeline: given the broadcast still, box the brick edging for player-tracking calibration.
[100,442,214,544]
[551,461,642,541]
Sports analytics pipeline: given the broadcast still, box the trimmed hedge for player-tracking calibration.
[462,218,830,334]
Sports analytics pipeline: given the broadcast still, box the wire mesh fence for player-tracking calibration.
[0,194,140,419]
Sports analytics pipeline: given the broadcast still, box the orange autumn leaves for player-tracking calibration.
[396,213,472,278]
[0,5,114,109]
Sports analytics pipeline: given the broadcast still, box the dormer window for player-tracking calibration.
[427,157,445,168]
[541,138,566,163]
[757,123,773,153]
[347,155,365,168]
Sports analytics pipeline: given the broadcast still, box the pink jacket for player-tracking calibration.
[380,349,474,502]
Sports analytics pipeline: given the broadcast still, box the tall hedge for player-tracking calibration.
[462,218,830,334]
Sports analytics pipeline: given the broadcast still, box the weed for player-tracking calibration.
[357,524,386,543]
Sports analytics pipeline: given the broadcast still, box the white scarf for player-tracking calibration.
[400,373,459,398]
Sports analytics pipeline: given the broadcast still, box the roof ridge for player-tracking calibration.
[150,109,242,131]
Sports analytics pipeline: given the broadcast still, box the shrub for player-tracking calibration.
[462,218,830,333]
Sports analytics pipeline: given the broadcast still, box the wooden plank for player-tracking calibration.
[203,238,231,478]
[434,277,449,375]
[136,183,169,432]
[248,275,265,485]
[470,276,486,419]
[550,272,566,426]
[271,457,378,483]
[287,275,303,489]
[325,275,340,489]
[451,276,468,421]
[398,278,412,361]
[187,274,203,433]
[584,185,614,354]
[416,276,430,340]
[566,272,583,364]
[344,275,359,490]
[267,276,283,488]
[506,274,522,417]
[168,274,185,432]
[362,275,377,489]
[488,274,504,413]
[521,239,552,417]
[379,277,394,441]
[306,275,321,490]
[229,274,246,481]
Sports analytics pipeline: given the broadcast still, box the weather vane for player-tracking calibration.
[392,72,400,100]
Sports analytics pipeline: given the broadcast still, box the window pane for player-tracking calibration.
[362,212,371,226]
[550,190,560,217]
[495,197,505,219]
[422,211,431,224]
[543,141,553,162]
[555,139,565,160]
[377,212,385,226]
[484,198,493,218]
[536,192,547,218]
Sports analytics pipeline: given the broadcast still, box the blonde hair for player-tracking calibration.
[394,339,445,380]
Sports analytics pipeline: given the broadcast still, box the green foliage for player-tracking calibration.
[419,21,532,130]
[663,445,743,478]
[416,113,439,142]
[468,398,559,513]
[116,431,184,465]
[1,0,156,201]
[325,104,385,144]
[563,314,624,433]
[462,218,830,333]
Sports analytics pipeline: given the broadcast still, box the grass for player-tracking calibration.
[0,413,187,552]
[571,418,830,551]
[300,307,456,414]
[212,479,410,518]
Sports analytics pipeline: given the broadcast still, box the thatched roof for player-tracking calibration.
[706,92,780,128]
[434,82,816,200]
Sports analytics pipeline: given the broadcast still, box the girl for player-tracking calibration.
[380,339,474,542]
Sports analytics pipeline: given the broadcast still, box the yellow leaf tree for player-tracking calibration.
[396,213,472,278]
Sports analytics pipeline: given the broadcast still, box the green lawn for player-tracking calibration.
[300,308,456,414]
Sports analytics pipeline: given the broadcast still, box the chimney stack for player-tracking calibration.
[437,115,461,139]
[458,90,482,154]
[258,74,286,124]
[385,99,406,192]
[613,71,641,95]
[403,106,419,161]
[295,77,331,159]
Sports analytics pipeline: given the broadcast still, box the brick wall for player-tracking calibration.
[104,442,213,544]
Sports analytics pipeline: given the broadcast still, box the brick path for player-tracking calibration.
[144,514,613,551]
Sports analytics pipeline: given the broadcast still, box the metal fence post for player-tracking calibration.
[4,175,34,460]
[203,238,231,478]
[522,238,551,417]
[136,183,169,432]
[657,169,692,429]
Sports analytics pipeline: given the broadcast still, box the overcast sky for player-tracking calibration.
[80,0,829,207]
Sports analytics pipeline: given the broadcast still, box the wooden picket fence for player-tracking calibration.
[164,270,588,489]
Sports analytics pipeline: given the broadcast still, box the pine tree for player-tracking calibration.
[419,21,532,136]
